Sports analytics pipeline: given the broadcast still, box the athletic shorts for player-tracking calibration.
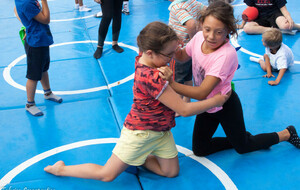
[170,58,192,84]
[253,10,283,28]
[113,127,178,166]
[25,40,50,81]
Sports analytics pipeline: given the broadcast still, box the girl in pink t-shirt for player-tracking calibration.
[159,1,300,156]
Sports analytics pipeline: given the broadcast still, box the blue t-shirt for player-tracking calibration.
[15,0,53,47]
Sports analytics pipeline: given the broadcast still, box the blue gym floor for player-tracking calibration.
[0,0,299,189]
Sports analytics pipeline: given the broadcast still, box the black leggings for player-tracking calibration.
[98,0,123,46]
[192,90,279,156]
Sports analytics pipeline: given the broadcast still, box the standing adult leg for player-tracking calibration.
[94,0,114,59]
[111,0,124,53]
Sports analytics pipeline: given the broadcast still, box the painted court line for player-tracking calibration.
[3,41,138,95]
[0,138,237,190]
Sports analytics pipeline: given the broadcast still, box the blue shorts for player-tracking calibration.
[25,39,50,81]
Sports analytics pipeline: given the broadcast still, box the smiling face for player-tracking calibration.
[202,15,228,53]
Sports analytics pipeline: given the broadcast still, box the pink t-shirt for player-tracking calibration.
[186,31,238,113]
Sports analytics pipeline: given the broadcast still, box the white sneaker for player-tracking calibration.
[75,4,79,9]
[94,11,103,18]
[79,5,91,12]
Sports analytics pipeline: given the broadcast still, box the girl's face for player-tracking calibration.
[153,40,178,67]
[202,15,228,53]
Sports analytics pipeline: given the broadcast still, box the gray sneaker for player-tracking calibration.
[44,92,63,103]
[26,104,43,116]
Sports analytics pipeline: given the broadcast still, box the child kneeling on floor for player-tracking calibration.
[44,21,228,181]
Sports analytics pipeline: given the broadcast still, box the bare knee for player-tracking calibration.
[278,23,290,30]
[98,175,117,182]
[164,168,179,178]
[95,171,118,182]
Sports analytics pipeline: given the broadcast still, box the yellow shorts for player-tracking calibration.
[112,127,178,166]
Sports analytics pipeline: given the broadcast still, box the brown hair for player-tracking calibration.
[262,28,282,47]
[199,1,238,37]
[137,21,178,53]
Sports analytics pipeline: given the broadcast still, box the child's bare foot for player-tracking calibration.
[44,161,65,176]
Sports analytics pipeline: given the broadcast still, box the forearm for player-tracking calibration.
[185,19,197,39]
[274,69,286,84]
[238,20,246,29]
[180,97,218,117]
[14,7,22,23]
[41,0,50,23]
[264,54,272,75]
[280,6,292,21]
[169,81,207,100]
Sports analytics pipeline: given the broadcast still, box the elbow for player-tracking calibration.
[43,18,50,24]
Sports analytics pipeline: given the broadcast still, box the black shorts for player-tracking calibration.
[25,39,50,81]
[170,58,192,84]
[253,10,283,28]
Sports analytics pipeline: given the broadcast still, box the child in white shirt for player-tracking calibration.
[250,28,294,86]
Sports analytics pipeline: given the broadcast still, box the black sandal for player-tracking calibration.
[286,125,300,148]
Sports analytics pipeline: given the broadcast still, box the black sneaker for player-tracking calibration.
[286,125,300,148]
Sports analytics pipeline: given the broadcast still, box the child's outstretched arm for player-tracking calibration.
[34,0,50,24]
[262,54,275,78]
[158,85,228,117]
[268,68,286,86]
[158,66,220,100]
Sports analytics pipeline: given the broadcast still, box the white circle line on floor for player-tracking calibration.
[51,14,94,22]
[231,29,300,64]
[0,138,237,190]
[3,41,138,95]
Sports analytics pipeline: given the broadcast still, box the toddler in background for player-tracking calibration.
[250,28,294,86]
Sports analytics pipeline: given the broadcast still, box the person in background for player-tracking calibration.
[75,0,91,12]
[93,0,124,59]
[250,28,294,86]
[14,0,62,116]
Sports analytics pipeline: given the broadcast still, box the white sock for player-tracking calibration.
[249,56,261,63]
